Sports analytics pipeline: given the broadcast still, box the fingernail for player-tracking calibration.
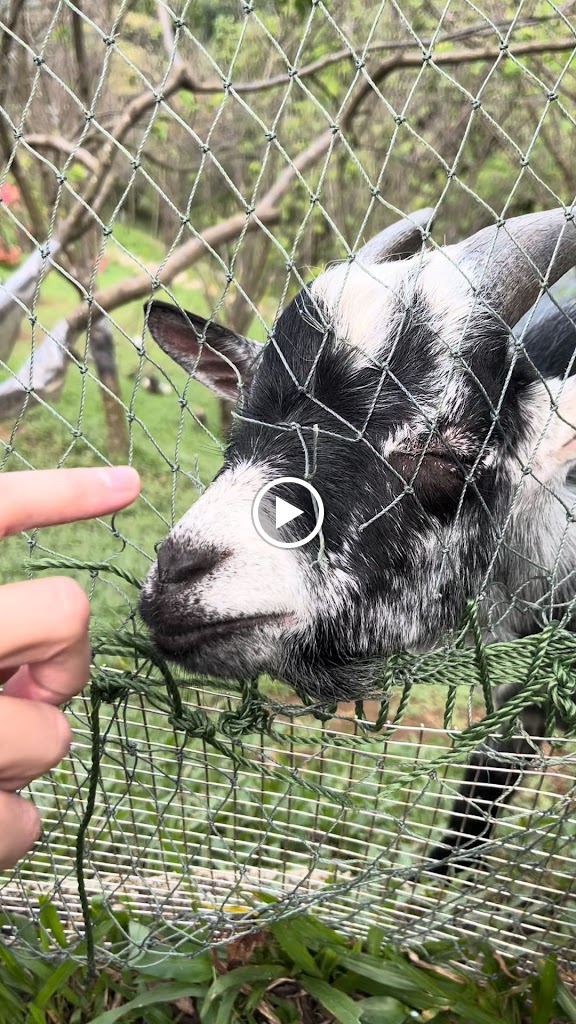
[100,466,141,495]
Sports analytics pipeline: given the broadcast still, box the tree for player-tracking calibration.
[0,0,574,448]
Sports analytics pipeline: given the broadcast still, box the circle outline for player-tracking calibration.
[251,477,325,549]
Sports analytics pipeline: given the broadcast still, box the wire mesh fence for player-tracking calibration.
[1,0,576,978]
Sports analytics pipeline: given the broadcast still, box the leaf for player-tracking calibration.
[333,952,437,1009]
[88,982,207,1024]
[25,1006,46,1024]
[293,916,347,949]
[272,920,322,977]
[31,959,80,1009]
[365,928,385,958]
[532,958,558,1024]
[0,943,35,992]
[0,978,28,1021]
[557,982,576,1023]
[334,951,502,1023]
[215,987,240,1024]
[133,951,212,984]
[203,965,286,1007]
[127,919,152,951]
[299,977,362,1024]
[359,996,409,1023]
[38,899,67,950]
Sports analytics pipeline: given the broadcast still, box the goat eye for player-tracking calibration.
[388,449,470,518]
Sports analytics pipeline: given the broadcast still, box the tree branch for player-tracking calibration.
[56,64,193,245]
[156,1,182,67]
[66,205,280,333]
[157,17,575,96]
[58,32,576,335]
[24,133,99,174]
[344,36,576,124]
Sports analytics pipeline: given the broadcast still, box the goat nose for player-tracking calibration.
[156,539,224,587]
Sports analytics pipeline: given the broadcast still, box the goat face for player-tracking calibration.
[140,209,576,700]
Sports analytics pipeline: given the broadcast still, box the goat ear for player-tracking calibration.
[144,300,261,401]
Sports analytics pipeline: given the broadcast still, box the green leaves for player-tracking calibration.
[299,977,365,1023]
[0,903,575,1024]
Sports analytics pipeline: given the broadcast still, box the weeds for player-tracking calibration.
[0,900,574,1024]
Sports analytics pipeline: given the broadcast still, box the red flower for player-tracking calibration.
[0,243,21,265]
[0,183,20,206]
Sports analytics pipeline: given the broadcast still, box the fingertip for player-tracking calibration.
[0,794,41,870]
[100,466,141,500]
[22,799,42,846]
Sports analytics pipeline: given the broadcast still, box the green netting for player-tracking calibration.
[1,0,576,976]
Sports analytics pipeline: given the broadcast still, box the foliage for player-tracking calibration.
[0,900,575,1024]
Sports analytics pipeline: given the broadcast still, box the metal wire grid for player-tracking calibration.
[0,0,576,970]
[0,687,574,966]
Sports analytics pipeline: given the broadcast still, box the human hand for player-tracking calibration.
[0,466,141,868]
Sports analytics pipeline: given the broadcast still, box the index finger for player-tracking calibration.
[0,467,141,538]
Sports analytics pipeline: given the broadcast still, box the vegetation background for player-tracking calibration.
[2,0,575,630]
[1,1,576,1020]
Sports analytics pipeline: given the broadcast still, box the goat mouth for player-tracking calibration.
[152,613,291,655]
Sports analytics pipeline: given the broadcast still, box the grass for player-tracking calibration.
[0,222,228,622]
[0,900,575,1024]
[2,226,576,1007]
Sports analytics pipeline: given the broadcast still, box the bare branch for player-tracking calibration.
[156,1,182,66]
[57,64,193,245]
[58,32,576,334]
[66,205,280,333]
[54,27,576,251]
[162,19,575,96]
[0,121,48,241]
[24,134,99,174]
[344,37,576,123]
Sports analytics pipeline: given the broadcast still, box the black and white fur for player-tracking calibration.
[139,208,576,872]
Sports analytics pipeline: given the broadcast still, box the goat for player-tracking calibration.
[139,208,576,872]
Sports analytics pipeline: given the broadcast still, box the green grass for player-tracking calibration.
[2,225,576,999]
[0,222,228,622]
[0,901,575,1024]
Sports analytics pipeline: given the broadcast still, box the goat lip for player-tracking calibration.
[153,613,290,653]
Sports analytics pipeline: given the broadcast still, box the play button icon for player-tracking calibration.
[252,477,325,549]
[275,496,305,530]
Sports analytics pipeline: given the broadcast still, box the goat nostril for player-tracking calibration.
[156,540,227,587]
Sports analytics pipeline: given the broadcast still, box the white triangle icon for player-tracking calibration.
[275,495,305,530]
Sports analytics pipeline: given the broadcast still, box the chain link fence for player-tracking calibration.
[1,0,576,976]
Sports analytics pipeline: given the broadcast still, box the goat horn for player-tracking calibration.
[446,208,576,327]
[357,207,435,263]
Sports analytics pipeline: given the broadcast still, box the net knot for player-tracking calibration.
[548,660,576,727]
[219,681,271,737]
[169,706,216,741]
[92,671,131,703]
